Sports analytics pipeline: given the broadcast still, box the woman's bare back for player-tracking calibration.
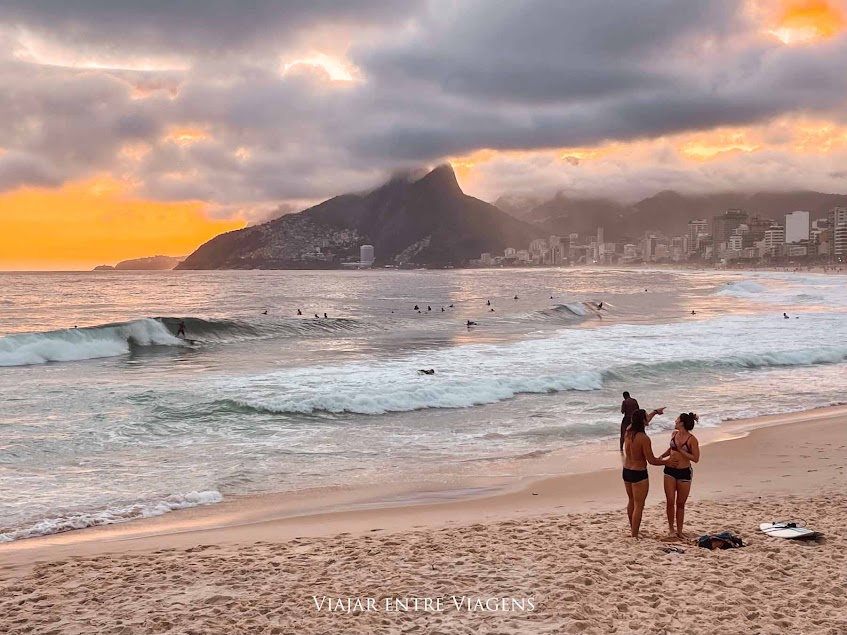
[623,432,649,470]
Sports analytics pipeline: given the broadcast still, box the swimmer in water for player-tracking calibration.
[490,308,495,312]
[487,300,491,306]
[598,302,603,310]
[467,320,477,327]
[783,312,789,319]
[323,313,328,319]
[514,295,518,300]
[414,305,420,310]
[427,306,431,311]
[261,310,268,315]
[417,369,435,375]
[441,307,445,312]
[297,309,302,316]
[176,321,186,337]
[314,314,320,319]
[449,304,454,308]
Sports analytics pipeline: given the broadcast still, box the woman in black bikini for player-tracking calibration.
[622,407,666,538]
[660,412,700,539]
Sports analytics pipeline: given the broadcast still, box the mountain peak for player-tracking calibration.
[416,163,462,194]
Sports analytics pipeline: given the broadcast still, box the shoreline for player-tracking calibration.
[3,403,846,578]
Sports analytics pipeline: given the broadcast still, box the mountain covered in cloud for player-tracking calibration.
[178,165,541,269]
[508,190,847,240]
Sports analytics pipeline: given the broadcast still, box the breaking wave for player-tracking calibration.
[212,341,847,416]
[0,316,368,366]
[0,490,223,543]
[0,318,183,366]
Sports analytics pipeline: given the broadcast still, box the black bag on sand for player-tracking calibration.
[697,532,744,550]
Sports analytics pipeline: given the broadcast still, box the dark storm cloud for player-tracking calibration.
[0,0,845,204]
[357,0,746,102]
[0,0,420,56]
[0,152,62,190]
[349,0,847,160]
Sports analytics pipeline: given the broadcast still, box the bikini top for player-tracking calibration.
[669,431,692,453]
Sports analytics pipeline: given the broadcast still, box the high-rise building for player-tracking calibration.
[784,211,810,244]
[642,235,657,261]
[712,209,748,244]
[747,215,775,242]
[830,207,847,260]
[835,225,847,260]
[597,227,604,247]
[360,244,375,265]
[763,225,785,257]
[686,219,708,254]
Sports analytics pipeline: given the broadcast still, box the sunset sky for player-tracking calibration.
[0,0,846,269]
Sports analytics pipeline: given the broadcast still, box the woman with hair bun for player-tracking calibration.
[660,412,701,539]
[622,407,666,538]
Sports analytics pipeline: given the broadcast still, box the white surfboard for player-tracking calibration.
[759,522,820,540]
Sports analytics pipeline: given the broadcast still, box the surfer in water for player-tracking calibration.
[659,413,700,539]
[323,313,328,319]
[487,300,491,306]
[783,312,790,319]
[297,309,302,316]
[176,321,186,338]
[622,407,666,538]
[467,320,477,327]
[261,310,268,315]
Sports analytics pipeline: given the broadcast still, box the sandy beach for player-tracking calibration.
[2,405,847,634]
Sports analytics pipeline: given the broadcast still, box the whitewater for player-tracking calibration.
[1,268,844,542]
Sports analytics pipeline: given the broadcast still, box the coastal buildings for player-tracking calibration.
[360,244,375,266]
[712,209,748,244]
[472,205,846,267]
[830,207,847,260]
[763,225,785,257]
[785,211,810,244]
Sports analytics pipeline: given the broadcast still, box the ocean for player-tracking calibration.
[1,267,845,542]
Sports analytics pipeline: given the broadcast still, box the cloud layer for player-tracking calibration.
[0,0,845,212]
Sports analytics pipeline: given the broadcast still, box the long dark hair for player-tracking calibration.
[628,409,647,437]
[679,412,698,431]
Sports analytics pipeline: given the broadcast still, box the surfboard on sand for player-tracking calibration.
[759,522,820,540]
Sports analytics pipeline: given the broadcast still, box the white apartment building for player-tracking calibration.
[784,211,810,244]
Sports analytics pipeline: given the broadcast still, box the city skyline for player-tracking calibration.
[472,204,847,267]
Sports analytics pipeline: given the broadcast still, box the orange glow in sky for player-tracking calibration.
[0,178,245,270]
[769,0,846,43]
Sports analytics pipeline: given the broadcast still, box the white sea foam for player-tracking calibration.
[0,318,183,366]
[717,280,767,297]
[217,313,847,416]
[0,490,222,543]
[717,274,847,307]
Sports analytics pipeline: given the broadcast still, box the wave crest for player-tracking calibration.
[0,318,183,366]
[0,490,222,543]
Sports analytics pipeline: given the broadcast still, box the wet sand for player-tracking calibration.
[2,406,847,634]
